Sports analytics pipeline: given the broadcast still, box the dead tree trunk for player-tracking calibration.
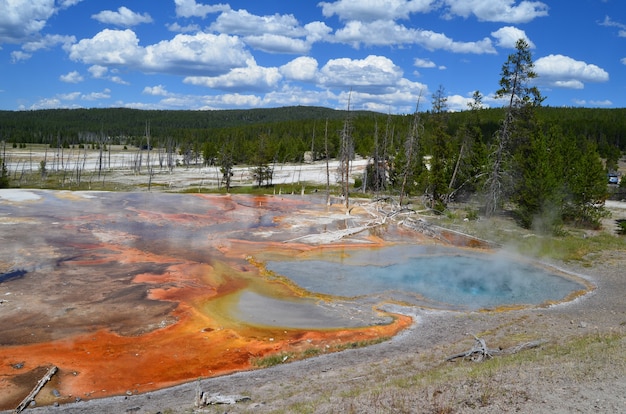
[339,91,353,210]
[446,335,547,362]
[399,92,423,206]
[14,365,57,413]
[325,118,330,205]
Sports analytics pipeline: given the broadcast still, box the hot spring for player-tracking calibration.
[265,245,588,311]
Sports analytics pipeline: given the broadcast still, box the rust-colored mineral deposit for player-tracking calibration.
[0,192,411,410]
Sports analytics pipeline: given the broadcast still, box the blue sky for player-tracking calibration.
[0,0,623,113]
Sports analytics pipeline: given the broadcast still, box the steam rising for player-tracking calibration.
[266,245,587,310]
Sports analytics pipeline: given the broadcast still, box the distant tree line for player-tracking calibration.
[1,105,625,159]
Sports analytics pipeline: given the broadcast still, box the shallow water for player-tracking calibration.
[266,245,587,310]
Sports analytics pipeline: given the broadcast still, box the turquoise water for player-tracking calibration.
[265,245,586,310]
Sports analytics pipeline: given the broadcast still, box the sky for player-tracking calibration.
[0,0,624,113]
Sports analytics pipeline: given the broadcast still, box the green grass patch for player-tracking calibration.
[251,352,295,368]
[251,337,390,369]
[512,232,626,262]
[333,337,390,351]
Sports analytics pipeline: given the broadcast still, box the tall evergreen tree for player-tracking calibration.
[485,39,544,217]
[562,135,609,228]
[252,133,273,188]
[218,144,234,192]
[512,125,565,231]
[0,157,8,189]
[427,85,453,212]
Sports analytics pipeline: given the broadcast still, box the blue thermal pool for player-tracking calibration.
[265,245,588,310]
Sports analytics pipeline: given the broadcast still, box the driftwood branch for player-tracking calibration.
[194,386,250,407]
[446,335,547,362]
[284,224,377,244]
[401,217,447,243]
[14,365,58,413]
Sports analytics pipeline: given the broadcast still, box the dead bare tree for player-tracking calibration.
[324,118,330,205]
[97,130,105,178]
[446,334,547,362]
[365,117,388,195]
[399,92,423,206]
[76,144,87,187]
[339,90,354,210]
[145,121,155,191]
[446,91,484,202]
[14,366,58,413]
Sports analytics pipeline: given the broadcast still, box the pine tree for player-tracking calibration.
[485,39,544,217]
[427,85,453,212]
[0,158,8,189]
[562,135,609,228]
[512,125,565,231]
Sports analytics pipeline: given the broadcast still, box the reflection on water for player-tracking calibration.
[266,245,587,310]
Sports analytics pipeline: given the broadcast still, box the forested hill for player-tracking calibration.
[1,105,625,152]
[0,106,376,139]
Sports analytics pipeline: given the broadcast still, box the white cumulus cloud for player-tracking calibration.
[414,58,437,68]
[174,0,230,18]
[60,70,83,83]
[183,60,282,91]
[333,20,496,53]
[210,9,305,37]
[69,30,252,76]
[304,21,333,43]
[91,6,153,27]
[88,64,108,78]
[319,0,436,21]
[10,50,31,62]
[243,34,311,54]
[446,94,475,111]
[143,85,170,96]
[22,34,76,52]
[81,89,111,101]
[534,54,609,89]
[443,0,549,23]
[491,26,534,48]
[143,32,252,75]
[0,0,56,44]
[208,9,329,54]
[69,29,144,65]
[280,56,319,82]
[319,55,404,93]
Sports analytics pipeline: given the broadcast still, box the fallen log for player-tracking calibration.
[499,339,548,355]
[446,335,547,362]
[401,218,446,242]
[14,365,58,413]
[194,386,250,407]
[446,335,493,362]
[200,393,251,405]
[284,224,374,244]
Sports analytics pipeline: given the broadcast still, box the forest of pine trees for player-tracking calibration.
[1,42,624,232]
